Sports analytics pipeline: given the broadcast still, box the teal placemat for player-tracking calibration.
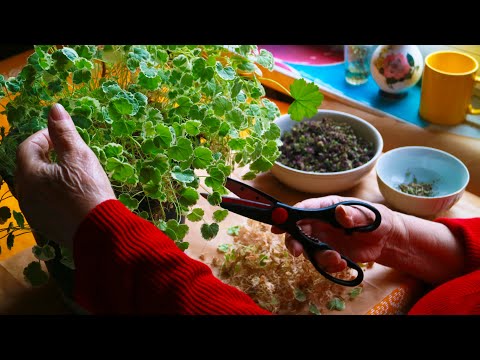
[286,62,428,128]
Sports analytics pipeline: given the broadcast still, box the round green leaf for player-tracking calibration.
[187,208,204,222]
[171,165,195,183]
[23,261,49,287]
[193,147,213,169]
[201,223,219,240]
[32,244,56,261]
[168,138,193,162]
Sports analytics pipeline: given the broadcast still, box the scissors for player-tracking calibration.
[202,177,382,287]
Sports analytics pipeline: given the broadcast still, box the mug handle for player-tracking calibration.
[467,76,480,115]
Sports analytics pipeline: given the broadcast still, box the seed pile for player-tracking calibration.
[278,118,375,173]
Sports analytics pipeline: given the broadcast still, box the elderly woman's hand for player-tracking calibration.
[272,196,403,273]
[15,104,116,249]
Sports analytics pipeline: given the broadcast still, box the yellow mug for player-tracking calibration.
[419,51,480,125]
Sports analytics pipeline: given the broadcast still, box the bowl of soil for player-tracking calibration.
[376,146,470,217]
[272,110,383,193]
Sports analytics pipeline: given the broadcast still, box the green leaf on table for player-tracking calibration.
[23,261,49,287]
[201,223,219,240]
[187,208,204,222]
[12,210,25,229]
[171,165,195,183]
[294,288,307,302]
[6,233,14,250]
[118,194,139,210]
[256,49,274,71]
[193,147,213,169]
[288,78,323,121]
[227,225,240,236]
[168,138,193,162]
[327,297,346,311]
[32,244,56,261]
[213,209,228,222]
[0,206,12,225]
[309,303,321,315]
[217,244,231,253]
[215,62,235,80]
[348,287,363,299]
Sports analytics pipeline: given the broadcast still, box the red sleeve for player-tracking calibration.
[408,217,480,315]
[434,217,480,274]
[72,199,270,315]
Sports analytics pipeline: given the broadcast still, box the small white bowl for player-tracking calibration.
[376,146,470,217]
[271,110,384,194]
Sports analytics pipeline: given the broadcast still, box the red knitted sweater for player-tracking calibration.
[73,200,480,315]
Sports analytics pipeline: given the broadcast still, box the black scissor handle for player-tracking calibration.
[290,200,382,234]
[287,223,364,287]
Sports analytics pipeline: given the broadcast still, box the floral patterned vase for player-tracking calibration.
[370,45,423,94]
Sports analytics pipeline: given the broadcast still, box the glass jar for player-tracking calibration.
[344,45,375,85]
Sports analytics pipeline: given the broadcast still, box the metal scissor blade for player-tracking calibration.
[225,177,278,205]
[216,195,275,226]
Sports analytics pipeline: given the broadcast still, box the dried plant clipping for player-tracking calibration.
[212,219,367,314]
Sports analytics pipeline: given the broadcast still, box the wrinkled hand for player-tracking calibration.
[272,196,401,273]
[15,104,116,249]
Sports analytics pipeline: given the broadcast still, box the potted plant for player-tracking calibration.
[0,45,322,292]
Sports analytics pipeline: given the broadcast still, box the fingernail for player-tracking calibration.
[292,242,302,257]
[337,205,354,227]
[50,103,68,121]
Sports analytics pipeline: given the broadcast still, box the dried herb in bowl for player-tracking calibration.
[398,175,436,197]
[278,118,375,172]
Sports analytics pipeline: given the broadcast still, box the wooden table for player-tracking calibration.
[1,49,480,315]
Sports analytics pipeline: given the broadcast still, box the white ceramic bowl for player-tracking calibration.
[376,146,470,217]
[271,110,383,194]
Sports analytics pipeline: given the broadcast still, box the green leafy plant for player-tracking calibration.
[0,45,322,286]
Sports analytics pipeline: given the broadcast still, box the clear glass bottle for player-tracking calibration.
[344,45,375,85]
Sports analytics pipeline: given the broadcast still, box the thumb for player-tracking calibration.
[48,103,86,159]
[335,204,375,228]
